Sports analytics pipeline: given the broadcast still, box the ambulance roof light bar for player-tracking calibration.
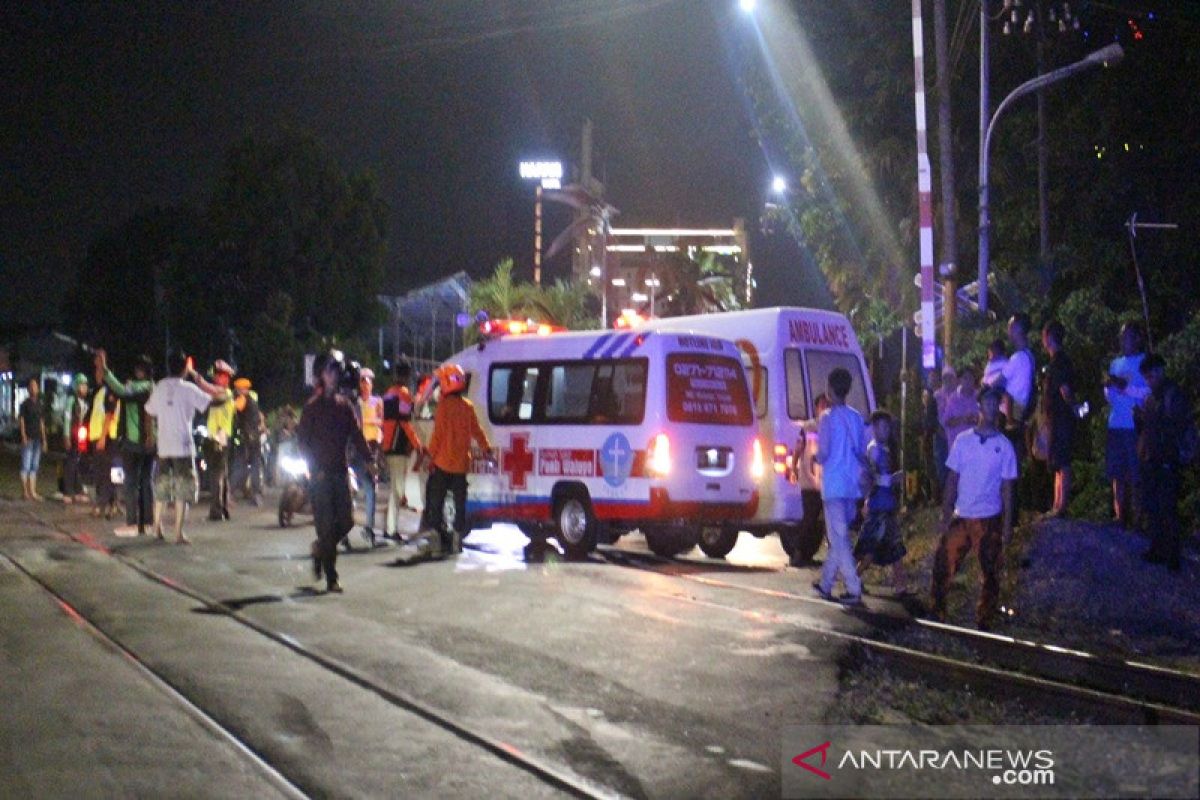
[479,318,566,338]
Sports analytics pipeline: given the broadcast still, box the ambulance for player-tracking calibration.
[417,324,762,559]
[644,308,875,561]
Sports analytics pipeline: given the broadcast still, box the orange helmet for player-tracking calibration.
[435,363,467,395]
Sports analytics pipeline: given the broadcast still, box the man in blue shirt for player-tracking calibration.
[813,367,868,605]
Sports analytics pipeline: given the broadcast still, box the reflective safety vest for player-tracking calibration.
[360,395,384,445]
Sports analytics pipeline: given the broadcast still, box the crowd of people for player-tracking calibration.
[12,315,1194,611]
[17,349,271,540]
[911,314,1195,628]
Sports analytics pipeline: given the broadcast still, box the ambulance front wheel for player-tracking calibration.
[554,493,597,560]
[698,527,738,559]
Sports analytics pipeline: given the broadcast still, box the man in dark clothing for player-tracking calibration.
[297,353,372,593]
[99,350,157,535]
[232,378,265,505]
[1040,322,1076,517]
[1136,354,1192,572]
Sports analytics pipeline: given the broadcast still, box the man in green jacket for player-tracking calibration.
[99,349,156,535]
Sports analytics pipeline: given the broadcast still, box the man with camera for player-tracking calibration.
[297,351,373,593]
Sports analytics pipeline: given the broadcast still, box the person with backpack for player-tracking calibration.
[1135,354,1194,573]
[99,350,156,535]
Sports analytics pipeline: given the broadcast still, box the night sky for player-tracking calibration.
[2,1,833,327]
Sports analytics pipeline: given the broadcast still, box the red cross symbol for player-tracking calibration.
[501,433,535,490]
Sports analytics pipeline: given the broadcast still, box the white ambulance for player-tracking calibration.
[418,325,763,559]
[644,307,876,561]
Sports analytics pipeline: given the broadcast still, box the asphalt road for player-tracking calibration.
[0,493,882,799]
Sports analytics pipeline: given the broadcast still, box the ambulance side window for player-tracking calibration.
[489,365,538,424]
[785,349,809,419]
[545,364,595,421]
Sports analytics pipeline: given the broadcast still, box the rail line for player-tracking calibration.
[598,547,1200,725]
[6,505,622,800]
[0,549,311,800]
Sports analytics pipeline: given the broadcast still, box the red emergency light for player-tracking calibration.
[479,319,565,338]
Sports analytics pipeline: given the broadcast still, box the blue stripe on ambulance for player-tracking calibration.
[598,333,632,359]
[582,333,614,360]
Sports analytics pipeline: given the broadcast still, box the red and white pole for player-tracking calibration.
[911,0,937,370]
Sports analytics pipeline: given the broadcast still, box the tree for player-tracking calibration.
[238,291,306,409]
[641,251,744,318]
[65,206,209,372]
[468,259,599,339]
[207,128,388,339]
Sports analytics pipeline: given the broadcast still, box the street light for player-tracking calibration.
[518,160,563,286]
[738,0,757,13]
[771,175,787,195]
[976,42,1122,314]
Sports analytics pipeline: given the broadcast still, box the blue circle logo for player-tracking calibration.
[600,432,633,487]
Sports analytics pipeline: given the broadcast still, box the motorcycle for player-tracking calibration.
[276,442,360,528]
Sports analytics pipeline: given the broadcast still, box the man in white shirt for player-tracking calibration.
[144,349,229,543]
[1103,323,1149,529]
[931,385,1017,630]
[993,312,1035,520]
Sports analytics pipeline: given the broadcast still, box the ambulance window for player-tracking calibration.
[803,350,870,417]
[489,365,538,423]
[544,364,595,421]
[590,361,647,424]
[666,354,753,426]
[737,348,768,418]
[785,349,808,419]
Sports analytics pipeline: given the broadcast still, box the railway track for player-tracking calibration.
[3,505,622,800]
[598,546,1200,725]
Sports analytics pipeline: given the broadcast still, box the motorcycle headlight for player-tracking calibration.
[280,456,308,478]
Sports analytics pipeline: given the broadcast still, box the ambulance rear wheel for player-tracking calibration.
[554,494,597,560]
[698,527,738,559]
[644,527,694,559]
[783,516,824,564]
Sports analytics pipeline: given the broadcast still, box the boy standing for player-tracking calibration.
[931,386,1017,629]
[813,367,868,605]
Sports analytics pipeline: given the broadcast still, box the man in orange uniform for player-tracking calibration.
[405,364,492,560]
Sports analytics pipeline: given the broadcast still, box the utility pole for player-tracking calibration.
[933,0,957,358]
[910,0,937,370]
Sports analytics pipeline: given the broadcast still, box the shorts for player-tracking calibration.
[854,511,907,566]
[1047,414,1075,471]
[1105,428,1139,481]
[155,457,198,504]
[20,441,42,476]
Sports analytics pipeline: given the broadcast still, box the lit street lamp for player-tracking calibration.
[976,42,1122,314]
[771,175,787,195]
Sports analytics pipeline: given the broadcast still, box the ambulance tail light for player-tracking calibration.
[751,437,766,481]
[647,433,671,478]
[773,443,789,475]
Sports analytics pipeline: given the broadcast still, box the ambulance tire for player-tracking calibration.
[698,527,738,559]
[554,493,597,560]
[793,514,824,563]
[644,527,695,559]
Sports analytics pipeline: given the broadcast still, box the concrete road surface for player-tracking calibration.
[0,494,881,799]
